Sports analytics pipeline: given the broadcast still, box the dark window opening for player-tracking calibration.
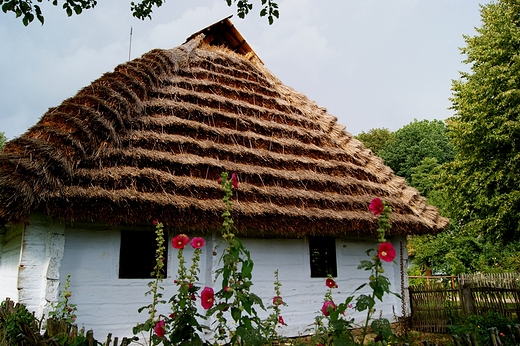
[119,230,167,279]
[309,236,337,278]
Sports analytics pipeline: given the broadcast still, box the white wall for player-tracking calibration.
[57,225,407,342]
[240,236,406,337]
[58,224,208,342]
[0,223,23,302]
[59,224,158,342]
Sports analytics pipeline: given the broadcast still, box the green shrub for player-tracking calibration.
[448,311,517,346]
[0,298,43,345]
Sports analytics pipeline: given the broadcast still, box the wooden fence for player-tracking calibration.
[409,273,520,333]
[0,297,134,346]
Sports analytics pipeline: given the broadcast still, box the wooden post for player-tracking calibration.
[470,333,478,346]
[461,284,475,316]
[489,328,498,346]
[86,330,94,346]
[105,333,112,346]
[452,334,462,346]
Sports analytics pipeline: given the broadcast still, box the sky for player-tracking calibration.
[0,0,484,140]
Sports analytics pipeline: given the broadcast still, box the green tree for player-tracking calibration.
[0,0,279,26]
[355,128,393,156]
[379,119,454,183]
[0,132,5,151]
[446,0,520,244]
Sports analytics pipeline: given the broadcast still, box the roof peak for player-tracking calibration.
[184,16,263,64]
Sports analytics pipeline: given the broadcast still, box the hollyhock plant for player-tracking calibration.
[231,172,238,189]
[369,197,384,216]
[278,316,285,325]
[200,287,215,310]
[321,300,336,317]
[272,296,283,306]
[325,278,338,289]
[190,237,205,249]
[378,242,396,262]
[172,234,190,249]
[154,320,166,338]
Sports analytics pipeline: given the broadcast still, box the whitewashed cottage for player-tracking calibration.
[0,18,448,341]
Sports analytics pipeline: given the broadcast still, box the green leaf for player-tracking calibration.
[355,294,375,311]
[357,260,374,270]
[241,259,254,279]
[231,306,242,322]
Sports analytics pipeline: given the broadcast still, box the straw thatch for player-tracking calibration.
[0,18,448,237]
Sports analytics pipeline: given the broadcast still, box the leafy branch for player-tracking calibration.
[2,0,279,26]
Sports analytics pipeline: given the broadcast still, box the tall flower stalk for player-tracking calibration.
[355,198,396,344]
[133,220,166,345]
[48,274,77,324]
[312,198,398,345]
[163,234,207,345]
[263,270,287,342]
[209,172,266,345]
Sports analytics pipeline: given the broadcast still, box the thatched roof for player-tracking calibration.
[0,18,448,237]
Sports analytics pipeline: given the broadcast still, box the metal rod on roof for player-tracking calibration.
[128,26,133,61]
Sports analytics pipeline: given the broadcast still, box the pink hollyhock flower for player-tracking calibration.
[378,242,396,262]
[152,219,159,226]
[272,296,283,306]
[231,173,239,189]
[278,316,285,325]
[321,300,336,316]
[154,320,166,338]
[172,234,190,249]
[325,278,338,288]
[369,198,384,216]
[190,237,205,249]
[217,177,222,185]
[201,287,215,310]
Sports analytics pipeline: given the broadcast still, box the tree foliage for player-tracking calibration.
[1,0,279,26]
[0,132,5,151]
[445,0,520,244]
[355,128,393,156]
[378,119,454,183]
[409,0,520,276]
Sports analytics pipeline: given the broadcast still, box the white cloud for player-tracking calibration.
[0,0,483,139]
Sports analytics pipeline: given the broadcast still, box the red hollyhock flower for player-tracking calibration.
[200,287,215,310]
[321,300,336,316]
[172,234,190,249]
[217,177,222,184]
[378,242,396,262]
[190,237,205,249]
[152,219,159,226]
[231,173,239,189]
[272,296,283,306]
[369,198,384,216]
[325,278,338,288]
[154,320,166,338]
[278,316,285,325]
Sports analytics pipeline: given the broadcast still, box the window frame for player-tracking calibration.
[308,236,338,278]
[119,229,168,279]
